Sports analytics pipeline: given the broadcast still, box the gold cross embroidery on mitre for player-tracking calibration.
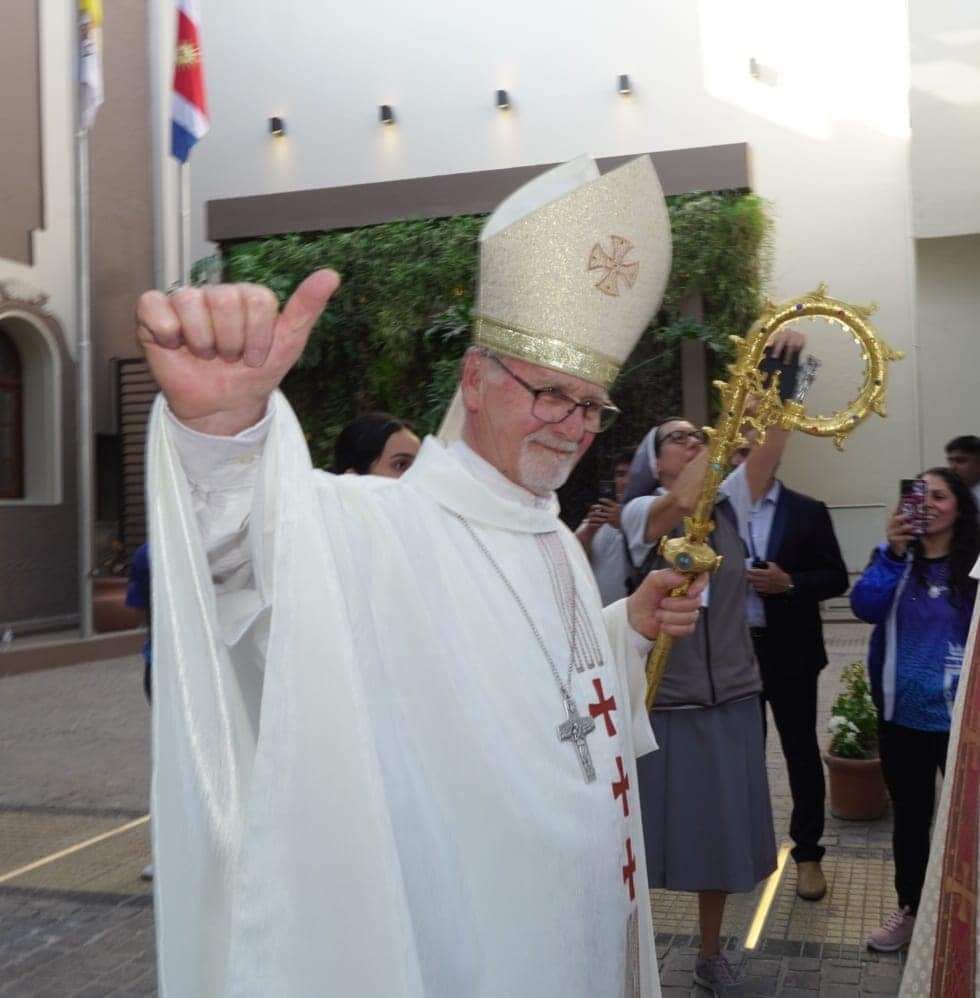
[588,236,640,297]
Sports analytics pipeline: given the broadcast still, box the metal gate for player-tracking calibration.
[115,358,158,558]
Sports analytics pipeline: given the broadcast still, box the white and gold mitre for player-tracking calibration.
[473,153,672,390]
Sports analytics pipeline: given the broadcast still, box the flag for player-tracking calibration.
[78,0,103,130]
[171,0,209,163]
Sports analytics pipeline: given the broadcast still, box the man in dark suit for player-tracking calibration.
[725,464,849,901]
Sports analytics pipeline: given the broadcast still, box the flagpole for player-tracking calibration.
[75,24,95,639]
[179,161,191,285]
[175,160,184,285]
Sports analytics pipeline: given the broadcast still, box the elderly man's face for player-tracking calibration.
[462,353,602,495]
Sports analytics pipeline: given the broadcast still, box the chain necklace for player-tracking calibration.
[455,514,597,783]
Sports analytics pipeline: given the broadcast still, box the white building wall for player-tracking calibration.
[909,0,980,239]
[916,235,980,463]
[1,0,78,353]
[160,0,924,567]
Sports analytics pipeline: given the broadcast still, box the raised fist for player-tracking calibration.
[135,269,340,435]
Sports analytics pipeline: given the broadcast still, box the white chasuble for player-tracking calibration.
[147,390,660,998]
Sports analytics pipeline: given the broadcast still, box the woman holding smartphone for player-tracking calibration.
[851,467,979,952]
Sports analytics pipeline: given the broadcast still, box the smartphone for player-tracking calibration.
[597,480,616,502]
[759,347,801,402]
[751,559,769,569]
[899,479,927,536]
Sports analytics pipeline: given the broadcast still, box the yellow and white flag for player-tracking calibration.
[79,0,103,129]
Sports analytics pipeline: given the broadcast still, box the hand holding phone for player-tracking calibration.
[586,497,621,531]
[597,480,616,502]
[887,479,925,557]
[759,345,801,401]
[899,479,927,537]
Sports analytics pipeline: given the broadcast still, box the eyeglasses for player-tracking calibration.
[659,428,708,446]
[490,356,621,433]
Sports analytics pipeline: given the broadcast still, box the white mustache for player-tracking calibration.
[526,432,578,454]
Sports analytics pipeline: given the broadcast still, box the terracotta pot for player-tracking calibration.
[823,751,889,821]
[92,576,145,633]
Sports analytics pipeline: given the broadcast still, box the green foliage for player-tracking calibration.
[654,191,772,368]
[218,219,481,466]
[209,190,770,469]
[827,662,879,759]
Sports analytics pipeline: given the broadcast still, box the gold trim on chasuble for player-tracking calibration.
[625,907,641,998]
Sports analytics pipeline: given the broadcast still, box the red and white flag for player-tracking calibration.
[171,0,208,162]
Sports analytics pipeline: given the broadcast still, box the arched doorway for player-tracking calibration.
[0,328,23,499]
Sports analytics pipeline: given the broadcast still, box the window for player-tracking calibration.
[0,329,23,499]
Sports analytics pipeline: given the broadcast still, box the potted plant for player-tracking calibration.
[823,661,889,821]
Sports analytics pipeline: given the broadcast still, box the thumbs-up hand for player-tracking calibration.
[135,269,340,435]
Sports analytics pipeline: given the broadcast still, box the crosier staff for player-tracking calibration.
[644,284,904,710]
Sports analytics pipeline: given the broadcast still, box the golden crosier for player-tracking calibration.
[644,285,904,710]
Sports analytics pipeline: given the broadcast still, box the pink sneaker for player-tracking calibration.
[867,907,915,952]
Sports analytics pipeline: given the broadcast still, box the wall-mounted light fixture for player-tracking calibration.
[495,89,511,110]
[617,74,632,95]
[379,104,395,125]
[268,116,286,136]
[748,58,778,85]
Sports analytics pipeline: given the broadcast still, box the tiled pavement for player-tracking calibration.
[0,624,907,995]
[0,656,154,997]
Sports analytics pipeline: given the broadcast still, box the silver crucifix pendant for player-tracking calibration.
[556,694,597,783]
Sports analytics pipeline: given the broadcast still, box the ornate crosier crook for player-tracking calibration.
[644,285,904,711]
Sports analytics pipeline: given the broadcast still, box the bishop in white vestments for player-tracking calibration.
[138,155,702,997]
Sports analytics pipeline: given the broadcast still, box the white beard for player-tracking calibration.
[517,432,578,495]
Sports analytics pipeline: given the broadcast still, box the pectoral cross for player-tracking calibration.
[557,694,597,782]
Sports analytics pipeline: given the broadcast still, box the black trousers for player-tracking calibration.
[753,631,826,864]
[877,718,949,914]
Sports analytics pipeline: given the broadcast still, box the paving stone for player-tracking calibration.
[824,963,862,984]
[861,977,900,995]
[786,971,822,989]
[743,977,779,996]
[761,939,803,956]
[666,952,697,972]
[744,957,781,976]
[863,962,901,979]
[788,958,823,972]
[819,987,861,998]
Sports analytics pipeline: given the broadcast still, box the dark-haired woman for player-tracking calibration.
[333,412,420,478]
[851,468,980,952]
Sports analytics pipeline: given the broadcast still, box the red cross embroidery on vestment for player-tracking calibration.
[622,838,637,902]
[612,756,630,817]
[589,677,617,736]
